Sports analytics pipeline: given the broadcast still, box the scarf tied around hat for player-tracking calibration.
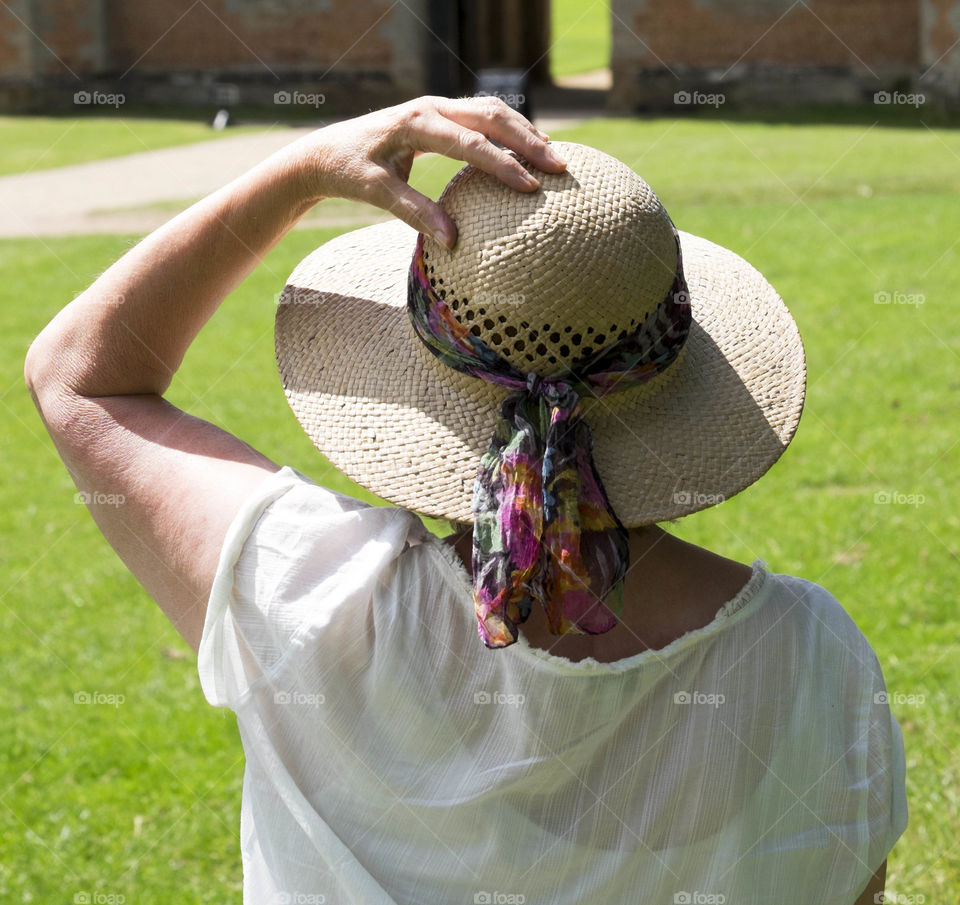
[407,229,692,648]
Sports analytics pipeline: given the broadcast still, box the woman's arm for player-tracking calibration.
[23,95,566,652]
[853,858,886,905]
[25,96,560,401]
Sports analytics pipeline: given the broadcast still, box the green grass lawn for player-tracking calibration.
[2,116,958,901]
[551,0,610,78]
[0,115,267,176]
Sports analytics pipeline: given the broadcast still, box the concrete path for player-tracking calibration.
[0,127,315,238]
[0,111,594,238]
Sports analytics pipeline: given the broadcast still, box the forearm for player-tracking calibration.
[26,140,318,403]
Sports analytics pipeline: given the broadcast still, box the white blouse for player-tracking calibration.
[198,466,908,905]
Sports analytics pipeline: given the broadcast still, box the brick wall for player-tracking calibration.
[609,0,937,110]
[0,0,35,78]
[613,0,918,68]
[0,0,430,111]
[108,0,395,72]
[30,0,107,76]
[6,0,960,113]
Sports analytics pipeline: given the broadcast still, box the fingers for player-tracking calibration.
[433,96,566,175]
[407,115,546,193]
[401,97,566,191]
[334,97,567,250]
[366,172,457,249]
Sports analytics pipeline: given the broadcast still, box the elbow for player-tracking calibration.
[24,326,69,417]
[23,330,88,444]
[24,331,49,406]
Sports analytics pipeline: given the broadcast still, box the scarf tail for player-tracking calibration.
[472,391,631,647]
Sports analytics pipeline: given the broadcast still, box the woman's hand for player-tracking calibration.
[288,95,568,249]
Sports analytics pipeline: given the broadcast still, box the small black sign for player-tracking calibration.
[475,68,530,119]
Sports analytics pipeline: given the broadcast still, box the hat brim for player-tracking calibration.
[275,218,805,525]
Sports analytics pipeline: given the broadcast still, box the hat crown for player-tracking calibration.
[419,141,679,375]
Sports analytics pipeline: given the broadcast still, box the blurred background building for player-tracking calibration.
[0,0,956,113]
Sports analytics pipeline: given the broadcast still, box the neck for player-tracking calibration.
[443,523,667,579]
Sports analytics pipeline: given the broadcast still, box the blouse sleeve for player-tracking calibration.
[197,466,427,710]
[772,574,910,901]
[865,646,910,861]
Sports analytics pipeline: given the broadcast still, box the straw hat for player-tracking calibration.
[274,141,805,526]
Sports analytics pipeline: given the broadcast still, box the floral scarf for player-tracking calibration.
[407,228,691,648]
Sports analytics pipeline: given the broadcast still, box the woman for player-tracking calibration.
[25,95,906,904]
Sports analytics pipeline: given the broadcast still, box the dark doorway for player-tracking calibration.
[426,0,552,97]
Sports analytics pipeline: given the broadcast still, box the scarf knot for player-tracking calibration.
[407,227,692,649]
[524,372,577,411]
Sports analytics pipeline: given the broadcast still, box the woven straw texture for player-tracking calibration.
[275,142,806,525]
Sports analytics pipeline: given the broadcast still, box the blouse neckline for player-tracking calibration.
[422,531,775,676]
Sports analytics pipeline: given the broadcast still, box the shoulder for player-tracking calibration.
[228,467,429,584]
[207,464,430,646]
[767,571,873,643]
[199,467,428,706]
[670,535,883,673]
[758,570,889,698]
[243,466,424,536]
[654,536,879,660]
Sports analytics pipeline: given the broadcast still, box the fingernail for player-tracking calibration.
[545,146,565,166]
[536,129,550,140]
[522,170,539,188]
[434,226,455,250]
